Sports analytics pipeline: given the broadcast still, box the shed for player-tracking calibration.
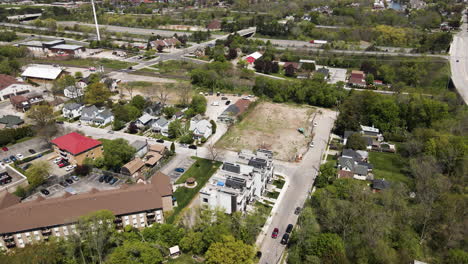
[169,245,181,258]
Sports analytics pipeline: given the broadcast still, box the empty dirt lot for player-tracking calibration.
[216,102,316,161]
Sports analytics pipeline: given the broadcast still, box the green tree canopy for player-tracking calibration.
[106,241,163,264]
[346,133,367,150]
[205,235,255,264]
[25,160,51,188]
[85,82,111,106]
[101,138,136,170]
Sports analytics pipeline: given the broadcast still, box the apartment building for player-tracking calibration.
[0,171,173,250]
[199,149,274,214]
[51,132,103,165]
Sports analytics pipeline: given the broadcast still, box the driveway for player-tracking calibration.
[0,101,25,119]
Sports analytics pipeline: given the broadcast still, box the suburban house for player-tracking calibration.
[152,117,170,136]
[76,77,91,90]
[218,99,252,123]
[316,67,330,79]
[145,152,163,167]
[63,85,83,99]
[62,103,84,119]
[342,125,393,151]
[206,19,221,30]
[0,171,173,250]
[371,179,391,192]
[9,93,44,112]
[21,64,65,87]
[131,140,149,158]
[144,102,162,116]
[51,132,103,166]
[49,44,85,55]
[337,149,373,180]
[0,74,34,101]
[199,149,274,214]
[151,38,181,50]
[80,106,114,126]
[348,70,366,87]
[121,158,145,178]
[245,52,262,64]
[189,115,213,140]
[0,115,24,129]
[136,113,157,128]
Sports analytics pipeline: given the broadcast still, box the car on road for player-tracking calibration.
[221,96,228,100]
[310,141,314,148]
[156,139,164,143]
[109,177,118,185]
[28,149,36,154]
[9,155,17,162]
[225,100,231,105]
[107,130,114,134]
[188,145,197,149]
[281,233,289,245]
[59,181,68,187]
[256,251,262,259]
[71,175,80,181]
[174,168,185,173]
[40,189,50,195]
[16,154,23,160]
[313,121,317,127]
[271,228,279,238]
[98,175,105,182]
[65,178,74,184]
[2,147,8,151]
[286,224,294,233]
[211,101,219,106]
[294,207,301,215]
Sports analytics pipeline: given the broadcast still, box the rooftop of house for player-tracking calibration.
[121,158,145,175]
[63,102,83,111]
[372,179,391,190]
[21,64,63,80]
[148,144,165,153]
[221,99,251,117]
[0,115,24,127]
[206,19,221,30]
[0,74,24,91]
[50,44,83,50]
[51,132,102,155]
[131,140,148,151]
[0,172,172,235]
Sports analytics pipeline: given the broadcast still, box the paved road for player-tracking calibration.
[450,11,468,104]
[258,109,338,264]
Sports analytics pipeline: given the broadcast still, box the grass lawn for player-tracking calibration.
[369,152,412,186]
[273,179,285,189]
[167,158,222,224]
[166,254,200,264]
[27,58,137,70]
[266,191,280,199]
[150,60,201,76]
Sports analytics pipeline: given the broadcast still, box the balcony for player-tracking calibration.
[2,235,13,242]
[146,213,155,219]
[41,229,51,236]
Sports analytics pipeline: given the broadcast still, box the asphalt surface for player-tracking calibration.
[449,11,468,104]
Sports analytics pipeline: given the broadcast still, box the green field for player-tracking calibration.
[369,152,412,186]
[167,158,222,224]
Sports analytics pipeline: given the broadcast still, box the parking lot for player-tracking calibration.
[204,94,247,121]
[0,101,25,119]
[160,155,195,183]
[25,171,123,201]
[327,67,347,84]
[0,137,50,163]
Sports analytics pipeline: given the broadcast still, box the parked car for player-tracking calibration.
[225,100,231,105]
[105,176,113,183]
[3,158,10,163]
[65,178,73,184]
[221,96,228,100]
[28,149,36,154]
[107,130,114,134]
[2,147,8,151]
[9,155,17,162]
[310,141,314,148]
[313,121,318,127]
[188,145,197,150]
[271,228,279,238]
[286,224,294,233]
[59,163,66,168]
[98,175,105,182]
[71,175,80,181]
[53,157,62,164]
[156,139,164,143]
[281,233,289,245]
[40,189,50,195]
[175,168,185,173]
[55,121,64,124]
[22,163,32,170]
[109,177,118,185]
[59,181,68,187]
[294,207,301,215]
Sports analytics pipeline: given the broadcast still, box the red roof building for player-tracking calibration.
[51,132,103,165]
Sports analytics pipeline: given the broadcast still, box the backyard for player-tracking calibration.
[369,152,412,187]
[216,102,315,161]
[167,157,222,224]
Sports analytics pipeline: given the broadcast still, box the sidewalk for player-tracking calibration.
[255,173,290,247]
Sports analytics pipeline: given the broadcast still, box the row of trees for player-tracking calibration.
[0,206,269,264]
[0,126,34,147]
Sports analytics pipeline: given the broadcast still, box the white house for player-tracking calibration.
[136,113,157,128]
[199,149,274,214]
[152,117,170,137]
[63,86,83,99]
[80,105,114,126]
[131,140,149,158]
[0,74,33,101]
[189,117,212,140]
[62,103,84,119]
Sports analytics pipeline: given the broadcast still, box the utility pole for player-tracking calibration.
[91,0,101,41]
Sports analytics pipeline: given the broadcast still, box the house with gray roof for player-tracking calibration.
[189,117,212,140]
[0,115,24,128]
[63,86,83,99]
[337,155,373,181]
[136,113,157,128]
[80,105,114,126]
[152,117,170,136]
[131,140,148,158]
[62,103,84,119]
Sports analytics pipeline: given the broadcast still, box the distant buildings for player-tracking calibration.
[200,149,274,214]
[18,39,85,55]
[51,132,103,166]
[62,102,84,119]
[80,106,114,126]
[0,172,173,250]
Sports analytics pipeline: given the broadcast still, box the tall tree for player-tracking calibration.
[85,82,111,106]
[26,105,54,128]
[205,235,255,264]
[25,161,51,188]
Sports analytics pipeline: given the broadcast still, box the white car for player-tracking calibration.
[310,141,314,148]
[65,165,76,171]
[16,154,23,160]
[313,122,318,127]
[53,157,62,164]
[211,101,219,106]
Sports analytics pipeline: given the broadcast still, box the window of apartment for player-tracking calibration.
[203,198,209,203]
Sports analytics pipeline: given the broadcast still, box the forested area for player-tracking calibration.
[0,46,29,75]
[0,207,269,264]
[288,91,467,263]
